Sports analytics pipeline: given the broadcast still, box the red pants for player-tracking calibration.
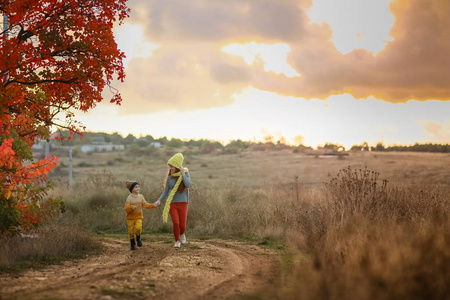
[169,202,188,242]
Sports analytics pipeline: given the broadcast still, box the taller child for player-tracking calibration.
[155,153,191,248]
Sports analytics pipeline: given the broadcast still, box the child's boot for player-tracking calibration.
[130,238,136,250]
[136,235,142,247]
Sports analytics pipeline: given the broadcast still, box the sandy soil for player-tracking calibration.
[0,236,281,300]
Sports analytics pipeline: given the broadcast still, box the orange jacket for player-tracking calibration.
[124,194,155,220]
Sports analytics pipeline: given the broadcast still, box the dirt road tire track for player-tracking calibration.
[0,237,281,300]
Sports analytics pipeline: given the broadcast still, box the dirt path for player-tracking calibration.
[0,236,281,300]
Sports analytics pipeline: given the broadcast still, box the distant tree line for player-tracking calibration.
[54,131,450,153]
[372,142,450,153]
[53,130,243,153]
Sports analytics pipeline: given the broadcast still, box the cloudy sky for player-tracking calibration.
[76,0,450,148]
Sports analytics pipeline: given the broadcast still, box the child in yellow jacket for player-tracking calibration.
[125,181,159,250]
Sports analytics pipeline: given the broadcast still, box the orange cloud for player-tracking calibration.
[115,43,249,114]
[419,120,450,143]
[250,0,450,102]
[117,0,449,114]
[420,121,442,135]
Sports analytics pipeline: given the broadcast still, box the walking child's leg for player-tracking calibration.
[135,219,142,236]
[127,220,137,250]
[179,203,188,236]
[127,220,135,240]
[169,204,181,241]
[135,219,143,247]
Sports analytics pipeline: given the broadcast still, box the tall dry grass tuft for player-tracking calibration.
[324,166,389,221]
[0,221,101,273]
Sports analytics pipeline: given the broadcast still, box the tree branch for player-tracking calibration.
[17,25,35,43]
[5,77,79,87]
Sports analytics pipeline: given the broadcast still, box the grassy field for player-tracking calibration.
[7,147,448,299]
[49,147,450,189]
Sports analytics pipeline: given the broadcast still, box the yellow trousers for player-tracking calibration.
[127,219,142,240]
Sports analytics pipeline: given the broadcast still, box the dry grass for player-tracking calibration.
[9,148,450,298]
[0,222,101,273]
[49,148,450,188]
[277,170,450,300]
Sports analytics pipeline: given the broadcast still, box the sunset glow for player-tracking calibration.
[77,0,450,149]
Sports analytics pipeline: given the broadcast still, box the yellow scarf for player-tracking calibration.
[163,168,188,223]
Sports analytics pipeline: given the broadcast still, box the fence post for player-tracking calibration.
[69,147,73,189]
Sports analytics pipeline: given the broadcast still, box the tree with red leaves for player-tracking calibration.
[0,0,129,233]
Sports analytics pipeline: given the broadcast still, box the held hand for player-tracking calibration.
[154,200,161,207]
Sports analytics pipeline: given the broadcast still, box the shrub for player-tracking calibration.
[324,166,389,223]
[88,194,111,209]
[78,161,93,168]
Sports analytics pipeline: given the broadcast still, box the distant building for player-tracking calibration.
[32,134,125,153]
[80,144,124,152]
[79,136,124,152]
